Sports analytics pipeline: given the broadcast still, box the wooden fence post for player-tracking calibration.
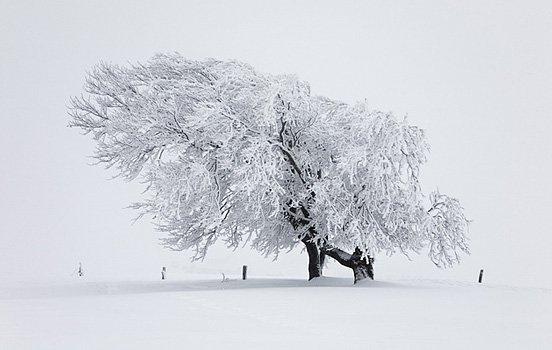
[242,265,247,280]
[478,269,484,283]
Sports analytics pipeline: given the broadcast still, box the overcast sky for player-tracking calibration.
[1,0,551,286]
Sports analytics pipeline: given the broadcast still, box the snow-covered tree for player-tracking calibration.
[69,53,469,283]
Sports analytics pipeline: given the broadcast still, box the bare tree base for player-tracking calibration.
[320,245,374,284]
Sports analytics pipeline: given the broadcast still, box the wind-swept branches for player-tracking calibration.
[70,53,470,279]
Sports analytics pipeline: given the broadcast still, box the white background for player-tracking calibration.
[1,0,551,287]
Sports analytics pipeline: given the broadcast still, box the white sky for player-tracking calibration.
[1,0,551,286]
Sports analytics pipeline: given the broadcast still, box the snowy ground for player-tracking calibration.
[1,275,551,349]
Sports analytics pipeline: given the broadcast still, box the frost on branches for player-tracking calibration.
[69,53,470,283]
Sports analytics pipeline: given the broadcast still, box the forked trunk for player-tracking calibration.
[320,246,374,283]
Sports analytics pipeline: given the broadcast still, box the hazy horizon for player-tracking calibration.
[1,0,551,287]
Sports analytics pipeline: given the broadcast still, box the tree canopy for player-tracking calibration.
[70,53,469,282]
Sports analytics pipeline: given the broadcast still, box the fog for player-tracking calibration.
[1,0,551,287]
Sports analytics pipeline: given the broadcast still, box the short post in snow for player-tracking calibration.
[161,267,166,280]
[478,269,484,283]
[77,262,83,277]
[242,265,247,280]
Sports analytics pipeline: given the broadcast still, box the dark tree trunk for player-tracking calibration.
[286,203,324,280]
[302,238,322,280]
[319,250,326,274]
[286,202,372,283]
[321,246,374,283]
[350,247,374,282]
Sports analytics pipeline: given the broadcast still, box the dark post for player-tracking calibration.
[478,269,484,283]
[77,263,83,277]
[161,267,166,280]
[242,265,247,280]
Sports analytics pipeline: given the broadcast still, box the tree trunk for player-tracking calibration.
[302,238,322,280]
[319,250,326,274]
[320,246,374,283]
[286,203,324,280]
[350,247,374,283]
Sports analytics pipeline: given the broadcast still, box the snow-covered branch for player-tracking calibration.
[70,53,470,268]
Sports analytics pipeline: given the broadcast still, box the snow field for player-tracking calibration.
[1,276,551,349]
